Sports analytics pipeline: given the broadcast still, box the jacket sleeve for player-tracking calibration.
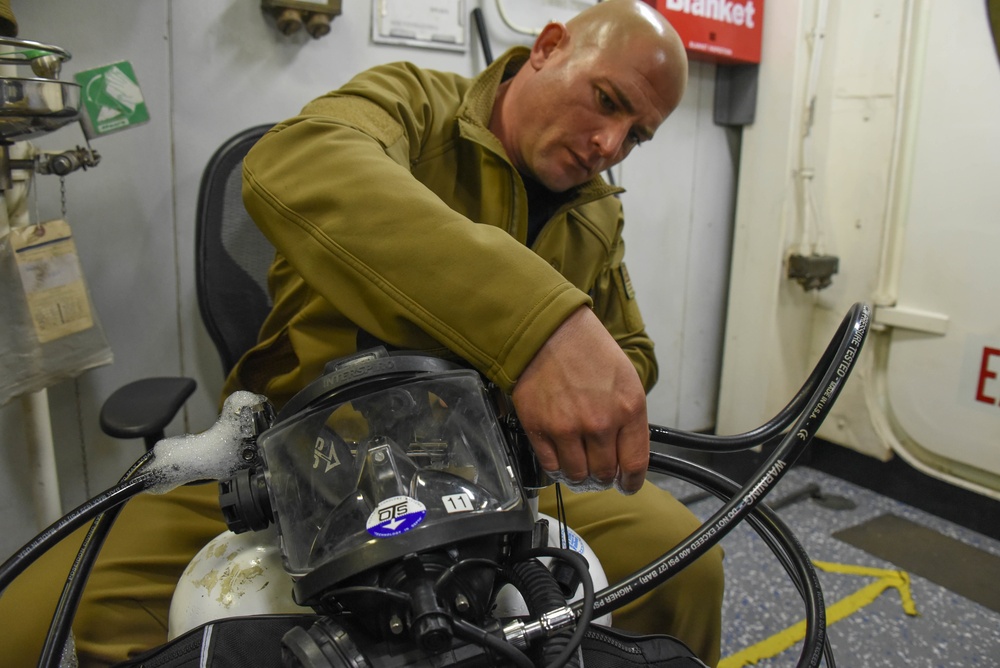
[589,222,659,393]
[241,63,589,392]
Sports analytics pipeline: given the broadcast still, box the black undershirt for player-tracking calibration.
[521,175,563,247]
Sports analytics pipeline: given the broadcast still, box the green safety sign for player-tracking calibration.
[73,61,149,138]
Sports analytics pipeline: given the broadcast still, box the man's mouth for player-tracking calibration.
[570,150,594,176]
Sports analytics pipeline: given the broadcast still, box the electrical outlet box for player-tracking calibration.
[261,0,342,39]
[371,0,467,52]
[788,254,839,291]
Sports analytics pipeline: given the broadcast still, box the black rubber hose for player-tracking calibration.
[452,617,534,668]
[509,559,566,613]
[509,559,580,668]
[37,451,156,668]
[649,452,832,668]
[513,547,594,668]
[576,303,870,623]
[648,302,862,452]
[579,303,873,666]
[0,473,157,593]
[37,504,124,668]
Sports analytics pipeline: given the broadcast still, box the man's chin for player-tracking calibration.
[536,172,586,193]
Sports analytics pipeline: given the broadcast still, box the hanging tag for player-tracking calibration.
[10,219,95,343]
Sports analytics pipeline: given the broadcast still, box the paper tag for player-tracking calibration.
[10,220,95,343]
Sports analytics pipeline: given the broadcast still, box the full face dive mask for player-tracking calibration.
[219,348,535,618]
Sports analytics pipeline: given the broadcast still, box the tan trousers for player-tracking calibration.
[0,481,723,667]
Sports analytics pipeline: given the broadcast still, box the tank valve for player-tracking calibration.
[36,146,101,176]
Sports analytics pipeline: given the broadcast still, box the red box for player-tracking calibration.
[648,0,764,65]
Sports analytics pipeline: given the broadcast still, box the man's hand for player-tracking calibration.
[511,306,650,493]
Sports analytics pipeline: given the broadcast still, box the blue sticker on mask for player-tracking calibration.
[367,496,427,538]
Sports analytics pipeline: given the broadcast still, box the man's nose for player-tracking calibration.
[591,122,629,161]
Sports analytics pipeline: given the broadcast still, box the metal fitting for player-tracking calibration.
[502,606,577,650]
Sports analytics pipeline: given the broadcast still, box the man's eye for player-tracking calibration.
[598,90,616,111]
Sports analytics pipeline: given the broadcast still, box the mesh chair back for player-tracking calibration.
[195,124,276,376]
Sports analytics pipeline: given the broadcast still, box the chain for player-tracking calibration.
[31,167,39,226]
[60,175,67,220]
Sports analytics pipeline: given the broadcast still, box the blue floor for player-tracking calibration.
[653,465,1000,667]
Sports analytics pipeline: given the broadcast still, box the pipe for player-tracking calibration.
[3,185,64,531]
[21,389,63,528]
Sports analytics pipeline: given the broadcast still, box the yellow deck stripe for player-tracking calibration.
[718,561,919,668]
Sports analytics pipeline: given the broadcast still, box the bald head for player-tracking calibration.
[565,0,688,113]
[491,0,689,192]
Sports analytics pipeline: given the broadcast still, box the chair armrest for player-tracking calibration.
[99,377,197,450]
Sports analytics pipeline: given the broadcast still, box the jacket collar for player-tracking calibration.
[457,47,624,209]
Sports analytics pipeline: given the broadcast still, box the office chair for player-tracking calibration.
[99,124,276,449]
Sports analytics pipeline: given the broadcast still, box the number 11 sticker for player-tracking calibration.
[442,493,474,514]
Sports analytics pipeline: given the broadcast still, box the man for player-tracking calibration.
[232,0,722,663]
[1,1,723,666]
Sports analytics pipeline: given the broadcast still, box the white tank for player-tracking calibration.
[168,512,611,639]
[493,512,612,626]
[167,526,306,640]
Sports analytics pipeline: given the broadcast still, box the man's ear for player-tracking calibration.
[528,22,568,70]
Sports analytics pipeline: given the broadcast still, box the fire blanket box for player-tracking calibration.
[649,0,764,65]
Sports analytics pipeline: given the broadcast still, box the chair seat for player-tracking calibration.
[99,377,197,441]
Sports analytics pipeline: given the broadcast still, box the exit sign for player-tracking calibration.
[976,347,1000,406]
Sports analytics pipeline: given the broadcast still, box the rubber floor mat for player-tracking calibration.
[833,513,1000,613]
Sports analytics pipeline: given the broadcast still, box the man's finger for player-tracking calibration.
[585,432,619,484]
[525,431,559,474]
[615,421,651,494]
[553,436,589,482]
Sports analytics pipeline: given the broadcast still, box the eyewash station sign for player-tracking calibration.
[73,61,149,138]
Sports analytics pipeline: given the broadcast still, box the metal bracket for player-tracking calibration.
[873,305,949,336]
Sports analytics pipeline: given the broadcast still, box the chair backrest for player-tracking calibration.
[195,124,276,376]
